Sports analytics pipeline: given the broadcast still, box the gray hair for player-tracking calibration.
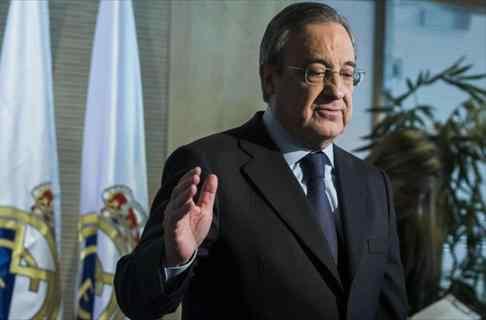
[259,2,357,102]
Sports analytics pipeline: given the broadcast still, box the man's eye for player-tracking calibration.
[341,71,354,78]
[308,69,325,77]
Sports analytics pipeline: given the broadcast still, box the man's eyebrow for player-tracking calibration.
[304,59,356,68]
[305,58,330,66]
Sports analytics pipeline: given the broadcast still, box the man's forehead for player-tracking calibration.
[287,22,355,64]
[299,23,353,47]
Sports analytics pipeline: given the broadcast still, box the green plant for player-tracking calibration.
[358,58,486,314]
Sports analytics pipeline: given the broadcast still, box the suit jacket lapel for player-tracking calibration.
[334,147,370,281]
[234,113,343,292]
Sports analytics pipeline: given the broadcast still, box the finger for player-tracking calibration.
[165,190,196,226]
[170,167,201,200]
[170,183,197,211]
[196,174,218,211]
[172,172,200,199]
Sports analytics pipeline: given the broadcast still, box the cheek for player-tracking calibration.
[301,88,322,117]
[285,85,314,117]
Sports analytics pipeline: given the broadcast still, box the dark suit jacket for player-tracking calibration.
[114,112,408,320]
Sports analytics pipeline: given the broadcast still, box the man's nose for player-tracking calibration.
[321,73,346,99]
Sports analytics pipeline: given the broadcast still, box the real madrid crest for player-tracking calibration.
[78,185,147,320]
[0,182,60,320]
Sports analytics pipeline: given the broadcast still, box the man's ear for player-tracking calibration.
[259,64,277,102]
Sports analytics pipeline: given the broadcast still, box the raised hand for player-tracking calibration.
[162,167,218,267]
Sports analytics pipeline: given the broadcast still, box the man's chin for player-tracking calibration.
[302,130,341,149]
[315,122,344,139]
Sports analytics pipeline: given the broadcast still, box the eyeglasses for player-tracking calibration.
[287,64,365,87]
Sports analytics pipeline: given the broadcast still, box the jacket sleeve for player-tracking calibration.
[114,146,219,319]
[377,171,409,319]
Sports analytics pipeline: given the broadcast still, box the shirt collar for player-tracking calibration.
[262,107,334,168]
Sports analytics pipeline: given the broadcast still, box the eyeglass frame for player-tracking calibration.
[286,64,365,87]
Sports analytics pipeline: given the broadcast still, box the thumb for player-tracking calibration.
[197,174,218,211]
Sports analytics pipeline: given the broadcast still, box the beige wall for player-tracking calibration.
[168,0,294,153]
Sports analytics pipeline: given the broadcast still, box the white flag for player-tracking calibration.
[76,0,148,319]
[0,1,61,319]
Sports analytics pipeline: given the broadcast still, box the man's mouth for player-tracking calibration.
[315,106,342,119]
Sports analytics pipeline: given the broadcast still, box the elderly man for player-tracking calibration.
[115,2,408,319]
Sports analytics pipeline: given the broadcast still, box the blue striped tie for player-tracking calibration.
[301,152,338,264]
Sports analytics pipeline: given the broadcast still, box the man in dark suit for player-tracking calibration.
[114,2,408,319]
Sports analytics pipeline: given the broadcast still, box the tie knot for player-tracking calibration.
[301,152,328,179]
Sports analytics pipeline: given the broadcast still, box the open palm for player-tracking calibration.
[163,167,218,266]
